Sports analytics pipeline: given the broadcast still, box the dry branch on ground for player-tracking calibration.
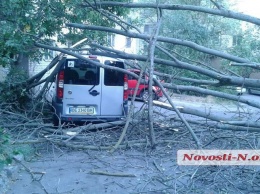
[1,96,260,193]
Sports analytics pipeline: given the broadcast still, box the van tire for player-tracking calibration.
[53,114,59,127]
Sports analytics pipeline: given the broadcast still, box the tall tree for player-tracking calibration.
[0,0,130,68]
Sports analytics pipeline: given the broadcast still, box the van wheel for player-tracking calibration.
[53,114,59,127]
[140,90,156,101]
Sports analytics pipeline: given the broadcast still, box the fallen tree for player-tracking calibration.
[6,2,260,193]
[2,1,260,151]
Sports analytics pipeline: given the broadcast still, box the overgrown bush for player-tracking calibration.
[0,68,30,108]
[0,128,12,170]
[0,127,34,171]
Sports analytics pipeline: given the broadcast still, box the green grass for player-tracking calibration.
[0,127,34,171]
[0,128,12,170]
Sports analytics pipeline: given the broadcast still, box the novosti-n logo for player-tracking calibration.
[177,150,260,165]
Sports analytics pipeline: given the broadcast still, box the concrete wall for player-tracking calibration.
[113,33,140,54]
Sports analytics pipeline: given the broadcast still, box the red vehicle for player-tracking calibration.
[127,69,163,101]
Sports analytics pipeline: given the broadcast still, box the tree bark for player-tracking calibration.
[81,2,260,26]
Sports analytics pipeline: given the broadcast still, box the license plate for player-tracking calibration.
[69,106,94,115]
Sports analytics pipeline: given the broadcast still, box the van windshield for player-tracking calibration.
[64,59,100,85]
[104,60,124,86]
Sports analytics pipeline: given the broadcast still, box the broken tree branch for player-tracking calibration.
[89,170,136,177]
[81,2,260,26]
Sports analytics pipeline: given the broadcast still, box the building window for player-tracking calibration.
[233,35,242,46]
[144,24,154,35]
[220,35,233,48]
[107,34,115,47]
[126,37,131,48]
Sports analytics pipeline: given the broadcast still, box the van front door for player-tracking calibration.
[62,59,101,117]
[101,60,125,116]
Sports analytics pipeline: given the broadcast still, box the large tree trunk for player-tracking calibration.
[14,53,29,75]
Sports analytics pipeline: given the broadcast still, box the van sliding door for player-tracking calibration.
[101,61,124,116]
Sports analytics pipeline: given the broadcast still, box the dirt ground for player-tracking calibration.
[4,129,260,194]
[5,144,179,194]
[2,94,260,194]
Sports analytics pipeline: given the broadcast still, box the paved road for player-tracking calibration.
[132,93,260,123]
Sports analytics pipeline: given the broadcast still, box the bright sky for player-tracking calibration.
[230,0,260,18]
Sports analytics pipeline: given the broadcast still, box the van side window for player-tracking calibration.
[104,61,124,86]
[64,69,79,84]
[64,59,100,85]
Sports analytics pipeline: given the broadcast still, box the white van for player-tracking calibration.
[52,55,128,126]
